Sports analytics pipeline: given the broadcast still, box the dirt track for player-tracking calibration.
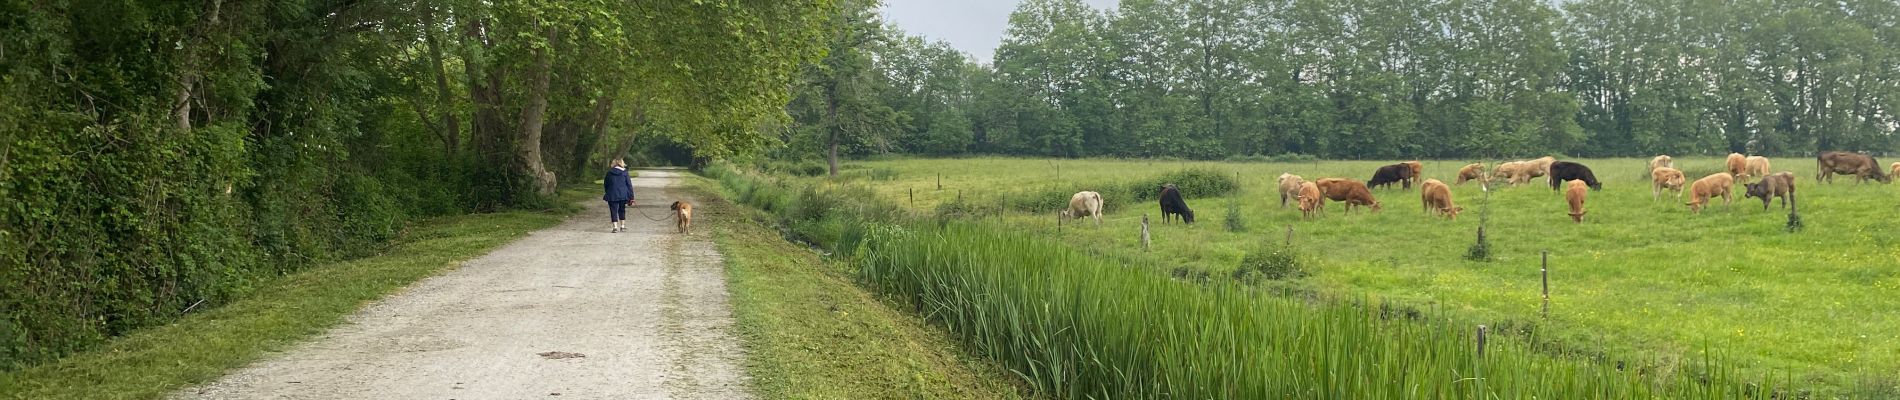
[179,169,751,400]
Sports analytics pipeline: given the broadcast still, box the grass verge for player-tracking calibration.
[680,175,1026,399]
[0,195,577,400]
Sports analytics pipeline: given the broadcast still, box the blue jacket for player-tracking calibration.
[603,167,634,202]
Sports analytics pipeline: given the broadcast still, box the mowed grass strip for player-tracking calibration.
[0,201,573,400]
[682,176,1027,399]
[835,156,1900,397]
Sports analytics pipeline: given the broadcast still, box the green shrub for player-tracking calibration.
[1125,168,1239,202]
[1233,243,1306,283]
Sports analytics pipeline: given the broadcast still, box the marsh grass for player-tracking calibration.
[824,156,1900,396]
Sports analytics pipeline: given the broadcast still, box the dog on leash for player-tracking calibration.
[670,201,693,234]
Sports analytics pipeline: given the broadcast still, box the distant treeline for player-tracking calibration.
[787,0,1900,166]
[0,1,831,367]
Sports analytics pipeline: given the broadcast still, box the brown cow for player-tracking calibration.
[1651,167,1686,201]
[1564,179,1587,223]
[1403,161,1424,188]
[1685,173,1734,214]
[1891,162,1900,180]
[1725,153,1748,181]
[1318,178,1381,213]
[1455,163,1485,186]
[1744,156,1770,183]
[1649,155,1674,173]
[1297,181,1324,219]
[1278,173,1306,209]
[1492,161,1537,186]
[1817,151,1892,184]
[1524,156,1557,183]
[1419,179,1461,219]
[1743,172,1796,211]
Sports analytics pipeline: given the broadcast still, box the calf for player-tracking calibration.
[1547,161,1601,191]
[1891,162,1900,180]
[1158,184,1195,224]
[1817,151,1892,184]
[1062,191,1105,227]
[1743,172,1796,211]
[1651,167,1686,201]
[1744,156,1770,183]
[1685,173,1734,214]
[1367,163,1415,190]
[1297,181,1324,219]
[1320,179,1381,213]
[1455,163,1485,186]
[1725,153,1748,180]
[1277,173,1305,208]
[1564,179,1588,223]
[1419,179,1461,219]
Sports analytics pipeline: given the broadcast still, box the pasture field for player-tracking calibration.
[824,156,1900,396]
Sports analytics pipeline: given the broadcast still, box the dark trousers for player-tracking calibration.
[608,201,628,222]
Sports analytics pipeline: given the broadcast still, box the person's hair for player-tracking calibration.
[612,158,626,168]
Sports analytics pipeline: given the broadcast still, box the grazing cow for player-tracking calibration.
[1891,162,1900,180]
[1525,156,1557,182]
[1403,161,1423,188]
[1744,156,1770,183]
[1367,163,1416,190]
[1419,179,1462,220]
[1564,179,1588,223]
[671,201,694,234]
[1649,155,1674,173]
[1277,173,1306,208]
[1061,191,1105,227]
[1455,163,1485,186]
[1320,179,1381,213]
[1725,153,1748,180]
[1817,151,1892,184]
[1158,184,1195,224]
[1493,161,1537,186]
[1744,172,1796,211]
[1547,161,1602,191]
[1685,173,1734,214]
[1651,167,1686,201]
[1297,181,1324,219]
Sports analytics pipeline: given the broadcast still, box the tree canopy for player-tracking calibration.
[786,0,1900,161]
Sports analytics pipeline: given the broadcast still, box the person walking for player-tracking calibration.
[604,159,635,232]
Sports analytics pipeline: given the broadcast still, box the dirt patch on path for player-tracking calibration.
[179,169,751,400]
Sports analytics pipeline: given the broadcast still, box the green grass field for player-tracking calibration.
[822,156,1900,397]
[683,177,1027,399]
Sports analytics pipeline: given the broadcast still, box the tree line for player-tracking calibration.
[0,0,831,367]
[790,0,1900,173]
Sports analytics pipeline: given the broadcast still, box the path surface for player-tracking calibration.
[180,169,751,400]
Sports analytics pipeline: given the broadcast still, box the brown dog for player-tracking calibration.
[671,201,693,234]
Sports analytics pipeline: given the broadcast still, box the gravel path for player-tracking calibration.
[178,169,752,400]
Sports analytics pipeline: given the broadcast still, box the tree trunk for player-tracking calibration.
[461,18,508,169]
[519,28,558,195]
[424,5,460,157]
[825,82,842,177]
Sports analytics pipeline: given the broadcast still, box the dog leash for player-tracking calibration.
[629,199,676,222]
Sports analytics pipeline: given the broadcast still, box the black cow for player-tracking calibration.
[1547,161,1601,191]
[1158,184,1195,224]
[1367,163,1414,190]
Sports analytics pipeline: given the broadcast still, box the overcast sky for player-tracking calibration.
[880,0,1119,65]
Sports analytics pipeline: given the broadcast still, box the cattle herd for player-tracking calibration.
[1059,152,1892,226]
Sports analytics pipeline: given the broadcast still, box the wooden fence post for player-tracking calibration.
[1541,250,1550,318]
[1477,325,1488,357]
